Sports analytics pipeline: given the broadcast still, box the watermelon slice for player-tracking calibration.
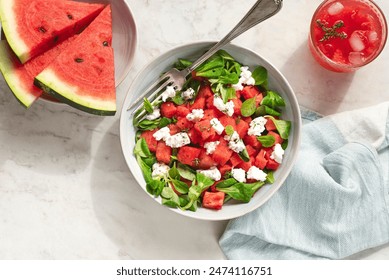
[0,0,105,63]
[0,36,77,107]
[34,5,116,116]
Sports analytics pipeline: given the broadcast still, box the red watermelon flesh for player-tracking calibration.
[34,5,116,116]
[0,0,105,63]
[0,36,77,107]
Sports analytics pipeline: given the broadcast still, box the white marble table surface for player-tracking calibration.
[1,0,388,260]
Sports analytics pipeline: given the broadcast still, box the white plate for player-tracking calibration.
[120,42,301,221]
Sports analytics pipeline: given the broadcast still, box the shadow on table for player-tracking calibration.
[90,119,228,260]
[280,40,355,115]
[0,83,103,175]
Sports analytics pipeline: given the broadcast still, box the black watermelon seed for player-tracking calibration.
[103,41,109,47]
[67,14,73,20]
[39,26,47,33]
[75,58,84,63]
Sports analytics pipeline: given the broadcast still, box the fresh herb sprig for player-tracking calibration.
[316,19,347,42]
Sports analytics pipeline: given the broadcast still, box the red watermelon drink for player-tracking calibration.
[309,0,387,72]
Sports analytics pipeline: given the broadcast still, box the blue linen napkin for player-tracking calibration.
[219,103,389,259]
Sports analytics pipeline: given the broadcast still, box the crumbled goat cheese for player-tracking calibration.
[152,162,170,178]
[161,85,177,102]
[204,141,220,155]
[145,108,161,121]
[231,168,246,183]
[270,143,284,164]
[197,167,221,181]
[248,116,267,136]
[232,66,256,91]
[165,132,190,148]
[181,87,195,100]
[186,109,204,122]
[213,96,234,117]
[210,118,225,135]
[224,131,246,153]
[153,126,171,141]
[247,166,267,182]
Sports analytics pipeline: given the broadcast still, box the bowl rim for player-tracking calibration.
[120,41,301,221]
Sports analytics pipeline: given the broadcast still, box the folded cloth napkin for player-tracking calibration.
[219,102,389,259]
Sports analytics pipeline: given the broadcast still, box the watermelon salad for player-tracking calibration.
[133,50,291,211]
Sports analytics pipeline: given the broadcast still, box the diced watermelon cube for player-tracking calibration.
[237,156,254,172]
[229,153,242,167]
[189,96,205,110]
[246,145,257,157]
[188,127,203,145]
[254,149,268,169]
[268,131,283,144]
[265,117,277,131]
[241,85,262,100]
[160,102,177,118]
[197,149,216,169]
[255,93,264,106]
[177,146,201,167]
[236,118,249,139]
[219,115,237,131]
[219,164,232,177]
[202,191,225,210]
[203,108,220,120]
[243,134,261,149]
[156,141,172,164]
[205,95,215,109]
[176,117,194,130]
[231,98,242,115]
[266,158,280,170]
[176,105,190,117]
[140,129,158,153]
[194,119,216,141]
[197,84,214,98]
[167,124,180,135]
[212,138,232,166]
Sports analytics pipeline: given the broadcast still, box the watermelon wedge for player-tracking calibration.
[34,5,116,116]
[0,0,105,63]
[0,36,77,107]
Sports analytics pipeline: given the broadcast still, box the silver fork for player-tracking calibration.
[129,0,283,119]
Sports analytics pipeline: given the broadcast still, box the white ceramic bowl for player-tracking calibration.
[120,42,301,221]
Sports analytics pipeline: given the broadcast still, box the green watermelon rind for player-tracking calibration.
[34,69,116,116]
[0,0,30,63]
[0,41,40,107]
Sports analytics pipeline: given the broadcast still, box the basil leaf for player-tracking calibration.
[134,138,151,158]
[146,179,165,196]
[221,86,236,103]
[137,119,159,130]
[218,70,239,85]
[177,165,196,181]
[239,148,250,162]
[143,98,154,114]
[172,179,189,194]
[281,139,289,150]
[171,93,185,105]
[173,58,193,70]
[266,171,275,184]
[195,55,224,78]
[161,187,180,207]
[241,97,257,117]
[252,66,268,87]
[216,181,264,203]
[255,105,281,117]
[268,116,291,139]
[158,117,173,128]
[225,125,234,136]
[257,135,276,148]
[168,165,180,180]
[217,49,235,61]
[215,178,238,189]
[261,90,286,108]
[136,155,152,183]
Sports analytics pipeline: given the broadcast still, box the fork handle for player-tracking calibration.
[188,0,283,72]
